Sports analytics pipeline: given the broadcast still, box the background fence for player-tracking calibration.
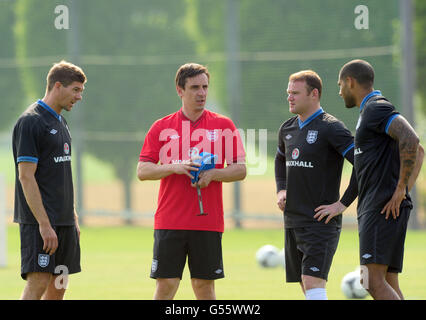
[0,0,425,228]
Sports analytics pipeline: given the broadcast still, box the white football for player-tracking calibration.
[341,270,368,299]
[256,245,281,268]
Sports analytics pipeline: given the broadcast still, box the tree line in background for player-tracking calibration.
[0,0,425,213]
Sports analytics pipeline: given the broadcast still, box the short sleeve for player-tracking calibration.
[139,120,161,163]
[365,102,400,135]
[14,116,42,164]
[327,120,354,157]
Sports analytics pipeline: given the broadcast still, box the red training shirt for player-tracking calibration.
[139,108,246,232]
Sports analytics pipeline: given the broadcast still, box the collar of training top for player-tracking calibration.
[298,107,324,129]
[359,90,382,113]
[37,99,62,122]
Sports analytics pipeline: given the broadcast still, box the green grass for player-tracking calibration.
[1,225,425,300]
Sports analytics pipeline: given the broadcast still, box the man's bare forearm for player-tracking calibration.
[211,163,246,182]
[137,160,201,181]
[407,144,424,192]
[137,161,175,180]
[19,175,51,226]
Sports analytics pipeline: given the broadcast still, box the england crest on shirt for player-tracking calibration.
[206,130,218,142]
[306,130,318,144]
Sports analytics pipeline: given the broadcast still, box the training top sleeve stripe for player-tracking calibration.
[342,142,354,157]
[385,114,400,134]
[17,156,38,163]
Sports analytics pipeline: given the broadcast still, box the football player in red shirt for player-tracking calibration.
[137,63,246,300]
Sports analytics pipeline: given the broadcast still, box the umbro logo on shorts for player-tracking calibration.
[310,267,320,272]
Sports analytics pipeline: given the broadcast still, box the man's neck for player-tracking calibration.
[356,88,375,108]
[298,104,321,122]
[182,105,204,122]
[42,94,62,115]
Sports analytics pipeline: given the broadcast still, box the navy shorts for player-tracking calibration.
[358,200,412,273]
[19,224,81,280]
[285,226,341,282]
[150,229,224,280]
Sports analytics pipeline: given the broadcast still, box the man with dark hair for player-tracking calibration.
[46,60,87,92]
[12,60,86,299]
[175,63,210,90]
[137,62,246,300]
[275,70,358,300]
[338,59,374,89]
[338,59,424,300]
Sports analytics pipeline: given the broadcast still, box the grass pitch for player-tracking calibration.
[0,225,425,300]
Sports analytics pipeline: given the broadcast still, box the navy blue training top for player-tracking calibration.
[12,100,75,226]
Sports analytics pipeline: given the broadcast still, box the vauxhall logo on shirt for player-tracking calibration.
[286,148,314,168]
[54,142,72,163]
[354,147,363,156]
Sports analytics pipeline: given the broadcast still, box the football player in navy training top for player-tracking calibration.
[338,59,424,300]
[275,70,358,300]
[12,61,86,299]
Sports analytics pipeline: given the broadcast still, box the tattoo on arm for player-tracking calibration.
[387,116,420,187]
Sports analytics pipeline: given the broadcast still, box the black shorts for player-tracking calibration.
[359,202,412,273]
[150,229,224,280]
[285,226,341,282]
[19,224,81,280]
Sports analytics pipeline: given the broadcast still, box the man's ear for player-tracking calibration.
[176,85,184,98]
[346,76,356,89]
[310,88,320,99]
